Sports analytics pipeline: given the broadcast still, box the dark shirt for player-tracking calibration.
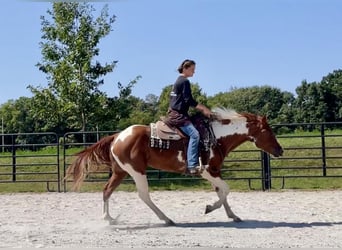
[169,75,198,116]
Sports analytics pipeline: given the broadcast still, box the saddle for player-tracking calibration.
[149,121,183,149]
[149,113,216,152]
[150,121,184,141]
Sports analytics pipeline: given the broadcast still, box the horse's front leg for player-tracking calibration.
[201,170,241,222]
[218,187,242,222]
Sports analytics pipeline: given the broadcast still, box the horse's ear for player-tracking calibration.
[261,116,267,123]
[258,115,267,127]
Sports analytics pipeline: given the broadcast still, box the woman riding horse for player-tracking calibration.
[166,59,212,175]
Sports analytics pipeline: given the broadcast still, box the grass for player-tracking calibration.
[0,129,342,193]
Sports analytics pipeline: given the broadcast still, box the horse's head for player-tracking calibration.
[245,114,283,157]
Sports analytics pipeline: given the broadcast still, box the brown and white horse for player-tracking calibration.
[65,108,283,225]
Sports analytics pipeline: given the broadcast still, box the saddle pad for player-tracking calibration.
[151,121,181,140]
[150,122,170,149]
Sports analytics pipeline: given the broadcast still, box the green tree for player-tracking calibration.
[28,2,117,135]
[97,78,141,131]
[208,85,292,124]
[157,84,172,118]
[294,70,342,125]
[274,91,296,124]
[29,88,67,134]
[294,80,328,123]
[320,69,342,121]
[0,98,36,134]
[120,95,158,127]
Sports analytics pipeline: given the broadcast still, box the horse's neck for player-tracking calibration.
[217,135,250,157]
[212,119,248,135]
[211,119,250,156]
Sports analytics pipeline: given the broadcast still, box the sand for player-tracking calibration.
[0,190,341,248]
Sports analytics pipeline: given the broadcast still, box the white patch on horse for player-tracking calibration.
[212,119,248,139]
[114,125,138,143]
[111,128,136,180]
[209,148,215,160]
[211,107,248,138]
[176,151,185,163]
[111,152,149,200]
[122,164,149,196]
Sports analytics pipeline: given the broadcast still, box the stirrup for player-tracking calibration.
[187,165,204,176]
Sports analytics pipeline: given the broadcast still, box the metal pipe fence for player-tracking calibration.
[1,122,341,192]
[0,132,60,191]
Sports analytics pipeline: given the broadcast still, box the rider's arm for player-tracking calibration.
[195,103,212,118]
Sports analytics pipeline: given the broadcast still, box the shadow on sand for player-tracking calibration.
[108,220,342,231]
[175,220,342,229]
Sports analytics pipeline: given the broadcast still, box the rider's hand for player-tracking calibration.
[210,112,222,121]
[203,109,213,118]
[196,104,214,119]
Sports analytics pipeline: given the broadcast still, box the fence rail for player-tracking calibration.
[0,132,60,191]
[1,122,342,192]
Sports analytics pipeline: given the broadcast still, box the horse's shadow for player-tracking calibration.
[175,220,342,229]
[108,220,342,231]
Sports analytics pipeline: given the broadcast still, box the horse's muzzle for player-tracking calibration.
[273,147,284,157]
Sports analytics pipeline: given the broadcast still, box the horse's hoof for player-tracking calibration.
[233,217,242,222]
[205,205,212,214]
[165,219,176,226]
[103,214,114,221]
[103,214,120,225]
[108,219,118,225]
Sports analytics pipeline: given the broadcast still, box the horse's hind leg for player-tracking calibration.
[132,172,175,226]
[102,170,127,222]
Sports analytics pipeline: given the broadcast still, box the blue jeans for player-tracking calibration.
[180,123,200,168]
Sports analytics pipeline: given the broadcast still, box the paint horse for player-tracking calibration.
[65,108,283,225]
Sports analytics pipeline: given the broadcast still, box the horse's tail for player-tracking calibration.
[64,133,118,191]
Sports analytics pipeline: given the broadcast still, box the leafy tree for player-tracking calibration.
[320,69,342,121]
[28,2,117,135]
[294,80,328,123]
[142,93,160,122]
[119,95,158,127]
[29,88,67,134]
[274,91,296,124]
[0,98,50,146]
[157,84,173,118]
[97,78,141,131]
[294,71,342,125]
[0,98,36,134]
[208,85,291,124]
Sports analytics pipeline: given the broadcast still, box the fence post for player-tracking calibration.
[261,151,271,190]
[320,124,327,176]
[11,134,16,182]
[56,133,61,192]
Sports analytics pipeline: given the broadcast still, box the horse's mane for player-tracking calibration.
[212,107,263,124]
[212,107,245,120]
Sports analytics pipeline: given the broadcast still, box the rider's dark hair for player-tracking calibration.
[177,59,196,73]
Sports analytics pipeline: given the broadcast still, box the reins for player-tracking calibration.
[207,117,225,168]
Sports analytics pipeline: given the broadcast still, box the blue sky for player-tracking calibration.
[1,0,342,105]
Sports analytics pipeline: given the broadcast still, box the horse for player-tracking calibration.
[65,107,283,225]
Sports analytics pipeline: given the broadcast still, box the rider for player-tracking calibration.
[167,59,213,175]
